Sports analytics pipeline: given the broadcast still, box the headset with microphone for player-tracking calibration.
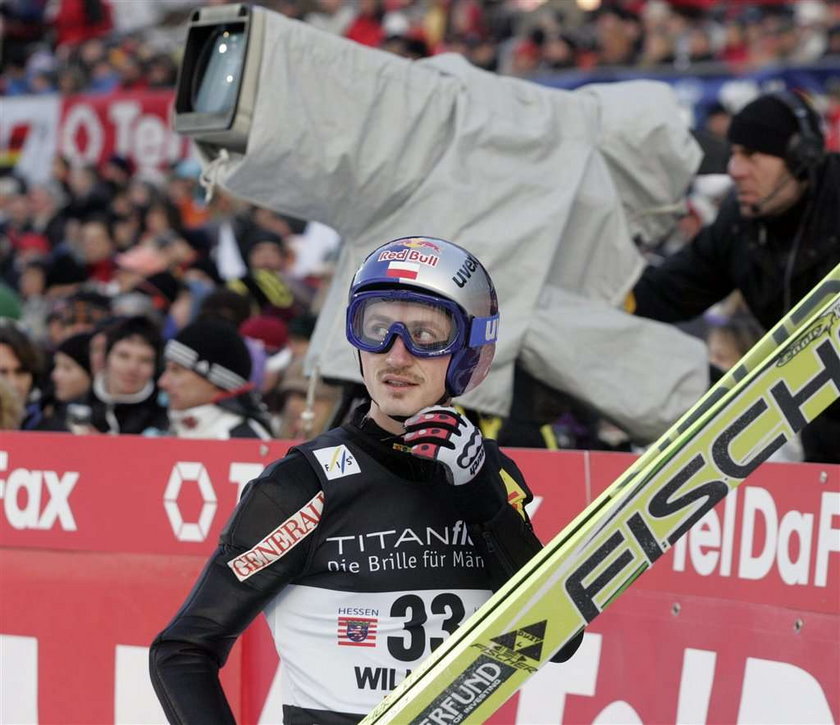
[746,91,825,216]
[760,91,825,311]
[772,90,825,180]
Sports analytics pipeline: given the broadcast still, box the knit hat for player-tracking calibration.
[134,272,182,312]
[239,315,289,353]
[165,319,252,391]
[246,231,286,256]
[15,232,50,257]
[61,290,112,327]
[727,94,822,158]
[55,332,93,378]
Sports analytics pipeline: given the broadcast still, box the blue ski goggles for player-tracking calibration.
[347,290,496,358]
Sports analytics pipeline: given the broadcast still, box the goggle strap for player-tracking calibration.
[468,314,500,346]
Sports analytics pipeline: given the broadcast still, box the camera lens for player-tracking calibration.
[192,26,246,115]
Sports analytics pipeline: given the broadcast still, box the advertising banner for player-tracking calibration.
[0,433,837,724]
[0,95,62,185]
[588,453,840,614]
[58,90,190,173]
[0,90,191,184]
[0,434,292,555]
[2,62,838,188]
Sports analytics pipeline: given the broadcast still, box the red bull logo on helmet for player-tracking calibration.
[377,247,440,268]
[402,238,441,253]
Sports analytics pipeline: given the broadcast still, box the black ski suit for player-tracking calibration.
[150,409,580,724]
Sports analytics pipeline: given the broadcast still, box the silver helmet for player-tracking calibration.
[346,236,499,396]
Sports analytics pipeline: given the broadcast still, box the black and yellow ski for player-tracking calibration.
[362,263,840,724]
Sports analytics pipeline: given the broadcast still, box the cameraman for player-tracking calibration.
[630,91,840,463]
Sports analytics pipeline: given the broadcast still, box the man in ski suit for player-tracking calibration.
[629,91,840,463]
[150,237,582,724]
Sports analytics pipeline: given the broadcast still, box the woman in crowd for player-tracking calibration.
[79,315,167,434]
[0,320,45,429]
[0,376,24,430]
[39,332,94,431]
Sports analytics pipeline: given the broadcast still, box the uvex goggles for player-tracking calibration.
[346,290,498,358]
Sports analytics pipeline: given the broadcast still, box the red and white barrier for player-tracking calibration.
[0,433,836,724]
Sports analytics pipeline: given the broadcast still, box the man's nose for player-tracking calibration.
[385,335,414,365]
[728,153,747,179]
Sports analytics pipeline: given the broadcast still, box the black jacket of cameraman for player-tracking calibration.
[632,153,839,331]
[632,153,840,463]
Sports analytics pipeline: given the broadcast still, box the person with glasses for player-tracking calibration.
[151,236,582,724]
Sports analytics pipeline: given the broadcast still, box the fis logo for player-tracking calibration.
[314,445,361,480]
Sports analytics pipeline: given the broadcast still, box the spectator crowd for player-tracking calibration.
[0,148,346,437]
[1,0,839,451]
[3,0,840,96]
